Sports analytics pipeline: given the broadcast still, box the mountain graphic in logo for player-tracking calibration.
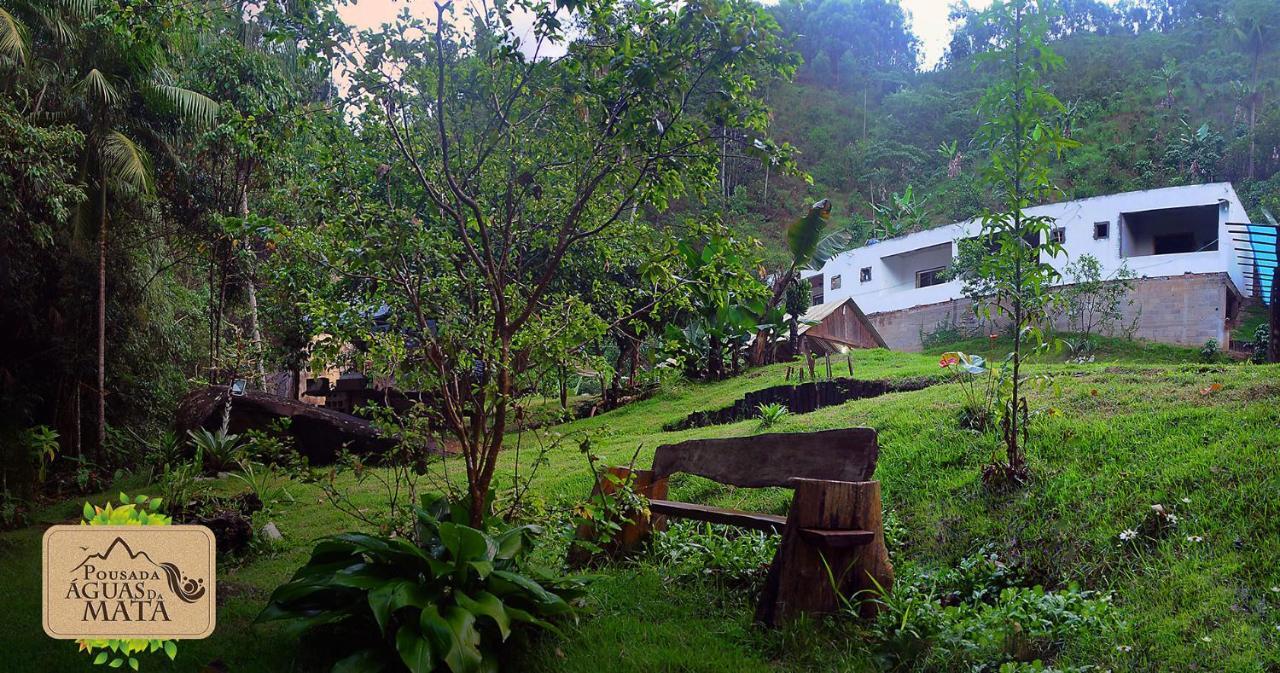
[72,536,207,604]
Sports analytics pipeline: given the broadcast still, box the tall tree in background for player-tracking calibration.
[970,0,1076,483]
[1227,0,1279,180]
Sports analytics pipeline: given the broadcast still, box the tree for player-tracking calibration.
[1058,254,1137,338]
[1226,0,1280,180]
[290,0,797,526]
[969,0,1077,483]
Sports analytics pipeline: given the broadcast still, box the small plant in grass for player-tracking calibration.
[187,427,243,475]
[229,458,294,514]
[567,439,651,564]
[1251,323,1270,363]
[940,352,999,431]
[755,402,789,430]
[258,493,587,673]
[1199,338,1221,363]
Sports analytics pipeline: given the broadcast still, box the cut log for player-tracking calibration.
[796,528,875,549]
[757,479,893,625]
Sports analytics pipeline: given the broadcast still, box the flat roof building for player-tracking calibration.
[803,183,1256,350]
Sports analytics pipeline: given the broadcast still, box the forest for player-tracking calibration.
[2,0,1279,671]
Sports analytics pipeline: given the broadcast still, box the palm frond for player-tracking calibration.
[0,7,29,66]
[32,3,76,44]
[59,0,97,18]
[98,130,154,195]
[79,68,121,107]
[148,82,219,126]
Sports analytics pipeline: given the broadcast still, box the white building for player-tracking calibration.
[803,183,1256,350]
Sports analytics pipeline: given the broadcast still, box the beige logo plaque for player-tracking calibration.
[42,525,216,639]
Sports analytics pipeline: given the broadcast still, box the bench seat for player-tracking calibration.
[649,499,787,533]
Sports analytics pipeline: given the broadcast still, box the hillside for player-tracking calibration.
[730,0,1280,259]
[2,343,1278,671]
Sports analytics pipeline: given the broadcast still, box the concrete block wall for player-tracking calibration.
[867,273,1237,352]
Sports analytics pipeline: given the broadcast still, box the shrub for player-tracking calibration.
[1251,323,1269,364]
[1199,338,1220,363]
[258,494,587,672]
[228,459,294,514]
[187,427,243,474]
[755,402,789,430]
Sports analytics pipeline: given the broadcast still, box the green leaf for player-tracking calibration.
[333,649,389,673]
[437,522,497,563]
[395,624,436,673]
[457,590,511,641]
[367,578,430,635]
[93,652,109,665]
[785,199,832,266]
[83,502,95,521]
[108,658,123,669]
[128,657,138,671]
[420,604,483,673]
[163,640,177,660]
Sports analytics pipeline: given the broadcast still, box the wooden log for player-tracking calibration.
[566,467,668,568]
[756,479,893,625]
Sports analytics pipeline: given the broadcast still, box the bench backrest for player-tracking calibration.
[651,428,878,488]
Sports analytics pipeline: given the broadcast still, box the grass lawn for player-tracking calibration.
[3,342,1279,671]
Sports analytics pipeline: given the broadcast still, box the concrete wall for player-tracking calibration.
[805,183,1254,316]
[867,272,1238,352]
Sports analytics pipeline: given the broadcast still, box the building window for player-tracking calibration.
[1093,221,1109,239]
[916,267,946,288]
[808,275,824,304]
[859,267,872,283]
[1049,227,1066,244]
[830,274,841,290]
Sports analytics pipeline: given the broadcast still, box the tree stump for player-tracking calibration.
[756,479,893,625]
[566,466,668,568]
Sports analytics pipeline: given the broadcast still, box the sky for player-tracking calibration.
[335,0,993,71]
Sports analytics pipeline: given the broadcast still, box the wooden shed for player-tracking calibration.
[796,298,886,354]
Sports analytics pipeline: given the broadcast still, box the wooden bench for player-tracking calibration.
[573,428,893,625]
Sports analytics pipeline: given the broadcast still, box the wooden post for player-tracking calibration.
[847,354,853,376]
[825,354,832,380]
[567,466,668,568]
[756,479,893,625]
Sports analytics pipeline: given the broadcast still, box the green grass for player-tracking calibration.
[3,343,1280,671]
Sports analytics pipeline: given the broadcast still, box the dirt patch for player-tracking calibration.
[665,376,937,430]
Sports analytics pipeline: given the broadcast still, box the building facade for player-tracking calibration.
[803,183,1255,351]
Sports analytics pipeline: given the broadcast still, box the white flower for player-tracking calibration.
[1119,529,1138,541]
[1166,514,1179,525]
[1181,497,1191,504]
[1270,587,1279,593]
[1187,535,1204,543]
[1115,645,1133,653]
[1201,636,1212,643]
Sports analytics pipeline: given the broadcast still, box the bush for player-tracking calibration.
[258,494,587,672]
[755,402,789,430]
[1251,323,1269,364]
[1199,338,1220,363]
[187,427,243,474]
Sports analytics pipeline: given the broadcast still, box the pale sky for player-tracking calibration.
[336,0,992,71]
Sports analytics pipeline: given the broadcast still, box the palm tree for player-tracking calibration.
[10,0,218,456]
[1228,0,1280,180]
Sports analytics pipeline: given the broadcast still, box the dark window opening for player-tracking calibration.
[830,274,842,290]
[859,267,872,282]
[1121,204,1218,258]
[808,275,824,305]
[1094,221,1109,239]
[1049,227,1066,244]
[916,267,946,288]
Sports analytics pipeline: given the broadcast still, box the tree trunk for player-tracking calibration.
[240,189,268,389]
[96,182,107,460]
